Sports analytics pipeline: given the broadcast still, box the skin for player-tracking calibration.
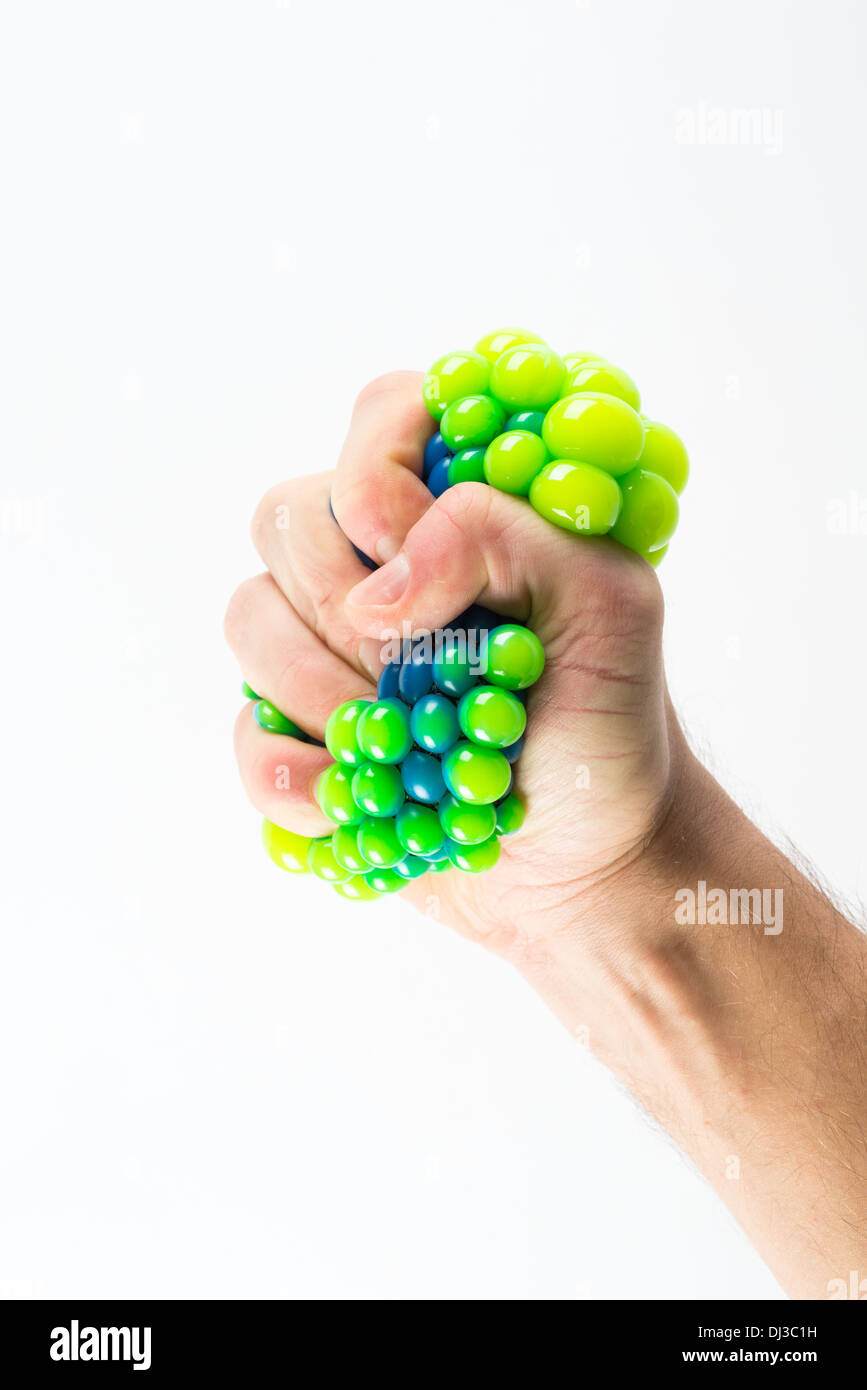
[225,372,867,1300]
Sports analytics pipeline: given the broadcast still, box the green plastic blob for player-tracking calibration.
[448,447,488,486]
[333,875,380,901]
[483,430,549,496]
[332,824,369,874]
[529,459,623,535]
[609,468,679,554]
[254,700,304,738]
[458,685,527,746]
[440,394,507,451]
[438,794,497,846]
[635,420,689,494]
[357,816,405,869]
[564,359,641,413]
[482,624,546,690]
[324,698,371,766]
[364,867,406,894]
[490,343,565,410]
[442,741,512,805]
[396,802,445,858]
[351,761,405,817]
[474,327,546,364]
[261,818,313,873]
[446,835,502,873]
[495,793,526,836]
[308,837,353,883]
[316,763,365,826]
[423,350,490,419]
[541,392,645,476]
[356,699,412,764]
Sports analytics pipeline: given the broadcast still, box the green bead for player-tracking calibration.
[483,430,549,496]
[440,394,506,451]
[448,447,488,486]
[357,816,405,868]
[505,409,545,436]
[307,837,353,883]
[364,867,405,894]
[261,818,313,873]
[396,802,445,857]
[316,763,364,825]
[253,699,304,738]
[332,824,369,874]
[446,835,502,873]
[458,685,527,747]
[635,420,689,494]
[529,460,622,535]
[495,793,526,836]
[564,359,641,413]
[393,854,430,881]
[427,857,452,873]
[442,741,512,805]
[438,794,497,846]
[356,699,412,764]
[542,392,644,476]
[561,351,601,374]
[241,681,260,700]
[490,343,565,411]
[609,469,679,555]
[643,543,668,568]
[333,875,380,901]
[474,327,546,364]
[351,761,405,817]
[433,636,481,696]
[324,698,371,766]
[482,624,545,690]
[423,350,490,419]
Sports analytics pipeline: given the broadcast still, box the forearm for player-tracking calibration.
[516,755,867,1299]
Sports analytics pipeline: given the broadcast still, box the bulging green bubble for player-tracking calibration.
[442,741,512,805]
[440,394,507,451]
[357,699,412,764]
[542,392,644,476]
[564,359,641,413]
[490,343,565,411]
[438,794,497,846]
[332,824,369,874]
[504,409,546,436]
[609,468,679,555]
[357,816,405,869]
[458,684,527,746]
[261,818,313,873]
[333,875,380,901]
[351,761,405,817]
[642,543,668,568]
[393,854,430,880]
[482,624,545,690]
[495,793,525,836]
[423,350,490,419]
[446,835,502,873]
[635,420,689,494]
[396,802,445,857]
[483,430,549,496]
[433,634,481,697]
[307,837,353,883]
[254,700,304,737]
[561,351,602,374]
[316,763,365,826]
[529,459,622,536]
[364,867,406,894]
[448,447,488,486]
[325,698,371,766]
[474,327,546,364]
[241,681,260,701]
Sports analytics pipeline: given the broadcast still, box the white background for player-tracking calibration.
[1,0,865,1300]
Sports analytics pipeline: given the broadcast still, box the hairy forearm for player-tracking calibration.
[516,756,867,1299]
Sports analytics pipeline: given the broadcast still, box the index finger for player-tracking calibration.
[331,371,435,566]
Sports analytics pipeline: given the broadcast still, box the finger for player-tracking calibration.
[331,371,435,566]
[224,572,375,738]
[250,473,386,681]
[234,705,333,836]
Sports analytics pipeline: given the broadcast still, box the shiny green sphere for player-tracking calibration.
[307,837,353,883]
[331,824,369,874]
[396,802,445,857]
[495,793,526,836]
[356,698,412,764]
[564,359,641,413]
[253,700,303,738]
[561,351,601,374]
[261,818,313,873]
[433,635,481,697]
[364,867,406,894]
[482,624,545,690]
[350,760,405,817]
[357,816,405,869]
[458,685,527,746]
[317,763,365,825]
[393,854,430,881]
[427,857,452,873]
[410,693,460,754]
[423,350,490,419]
[438,794,497,846]
[529,459,623,535]
[324,698,371,766]
[440,394,507,451]
[442,741,512,805]
[490,343,565,411]
[609,468,680,554]
[635,420,689,494]
[505,409,546,436]
[333,875,380,901]
[448,447,487,486]
[542,392,644,476]
[446,835,502,874]
[474,327,546,364]
[483,430,549,496]
[642,543,668,568]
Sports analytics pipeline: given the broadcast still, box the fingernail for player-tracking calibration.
[375,535,401,564]
[347,552,410,607]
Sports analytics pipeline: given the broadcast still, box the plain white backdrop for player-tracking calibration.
[1,0,865,1299]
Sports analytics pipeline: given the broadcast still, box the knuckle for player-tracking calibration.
[250,482,293,547]
[353,371,419,414]
[435,480,495,533]
[223,573,270,649]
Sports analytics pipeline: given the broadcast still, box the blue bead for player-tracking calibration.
[422,431,451,480]
[377,661,401,701]
[398,645,434,703]
[328,497,377,570]
[401,749,446,805]
[427,458,451,498]
[503,733,525,763]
